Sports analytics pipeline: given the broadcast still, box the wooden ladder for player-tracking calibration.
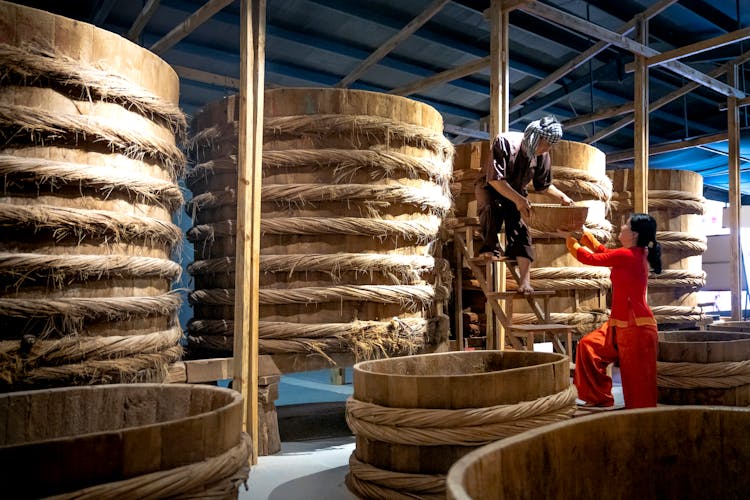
[453,220,574,359]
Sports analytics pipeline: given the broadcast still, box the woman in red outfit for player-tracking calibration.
[566,213,662,408]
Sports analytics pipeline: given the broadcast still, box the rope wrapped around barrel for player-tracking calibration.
[505,266,611,291]
[346,454,445,500]
[45,433,252,500]
[345,385,576,498]
[655,231,708,255]
[346,385,577,447]
[188,316,446,361]
[610,190,706,215]
[0,326,183,388]
[533,166,613,202]
[658,359,750,389]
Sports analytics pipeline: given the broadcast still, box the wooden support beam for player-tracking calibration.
[585,48,750,144]
[336,0,450,88]
[563,103,634,130]
[389,56,489,96]
[90,0,117,26]
[607,131,728,163]
[728,65,742,320]
[126,0,160,42]
[234,0,265,465]
[520,1,745,98]
[443,123,490,140]
[510,0,677,112]
[720,95,750,111]
[150,0,235,55]
[172,64,240,89]
[633,16,648,214]
[640,26,750,69]
[489,0,508,136]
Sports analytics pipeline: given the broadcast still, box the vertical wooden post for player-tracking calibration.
[489,0,509,349]
[727,64,742,320]
[234,0,265,464]
[633,15,649,214]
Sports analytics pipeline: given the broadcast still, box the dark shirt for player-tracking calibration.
[482,131,552,196]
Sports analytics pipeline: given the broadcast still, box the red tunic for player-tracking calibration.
[575,243,656,328]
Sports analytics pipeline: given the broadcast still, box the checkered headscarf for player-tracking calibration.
[523,116,563,157]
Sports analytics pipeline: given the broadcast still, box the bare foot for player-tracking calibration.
[517,281,534,294]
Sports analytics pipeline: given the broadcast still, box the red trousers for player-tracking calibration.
[573,321,658,408]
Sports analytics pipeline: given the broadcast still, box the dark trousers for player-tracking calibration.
[476,184,534,261]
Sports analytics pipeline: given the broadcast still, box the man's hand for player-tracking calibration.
[560,194,574,206]
[516,198,532,219]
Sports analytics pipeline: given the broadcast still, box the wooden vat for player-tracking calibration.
[708,320,750,333]
[346,350,575,498]
[0,2,185,390]
[187,88,453,360]
[609,168,707,326]
[0,384,251,499]
[446,406,750,500]
[658,330,750,406]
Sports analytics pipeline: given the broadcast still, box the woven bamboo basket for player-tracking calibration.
[447,406,750,500]
[0,1,185,390]
[0,384,251,499]
[658,330,750,406]
[186,88,453,361]
[346,350,575,499]
[608,168,707,326]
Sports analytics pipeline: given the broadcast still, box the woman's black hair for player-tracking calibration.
[629,213,662,274]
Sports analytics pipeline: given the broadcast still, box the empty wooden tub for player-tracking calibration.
[447,406,750,500]
[346,350,575,499]
[0,384,251,499]
[658,330,750,406]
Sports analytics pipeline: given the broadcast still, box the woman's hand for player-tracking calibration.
[580,230,602,251]
[566,236,581,258]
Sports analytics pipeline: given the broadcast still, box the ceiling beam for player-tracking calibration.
[635,26,750,69]
[584,48,750,143]
[172,64,240,89]
[150,0,235,55]
[90,0,117,26]
[126,0,160,42]
[389,56,490,96]
[607,131,729,162]
[519,1,745,98]
[509,0,678,112]
[444,123,490,140]
[336,0,450,88]
[679,0,740,33]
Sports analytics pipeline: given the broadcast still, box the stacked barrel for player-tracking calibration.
[186,88,453,361]
[0,1,185,390]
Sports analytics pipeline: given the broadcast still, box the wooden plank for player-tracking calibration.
[149,0,235,54]
[520,1,745,98]
[125,0,160,41]
[234,0,265,464]
[337,0,450,88]
[607,131,728,163]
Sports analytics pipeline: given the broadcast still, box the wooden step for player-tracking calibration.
[509,323,572,334]
[486,290,556,299]
[468,255,514,263]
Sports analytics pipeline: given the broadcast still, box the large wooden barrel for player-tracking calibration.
[658,330,750,405]
[446,406,750,500]
[0,384,251,498]
[0,2,186,390]
[346,351,575,498]
[186,88,453,361]
[609,168,707,326]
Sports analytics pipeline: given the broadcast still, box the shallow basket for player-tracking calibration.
[523,204,589,233]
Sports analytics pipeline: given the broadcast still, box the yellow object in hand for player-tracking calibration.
[566,236,581,258]
[580,230,601,251]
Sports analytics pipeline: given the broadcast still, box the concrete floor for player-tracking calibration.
[241,355,624,499]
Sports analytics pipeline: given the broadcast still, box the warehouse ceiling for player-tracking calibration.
[8,0,750,202]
